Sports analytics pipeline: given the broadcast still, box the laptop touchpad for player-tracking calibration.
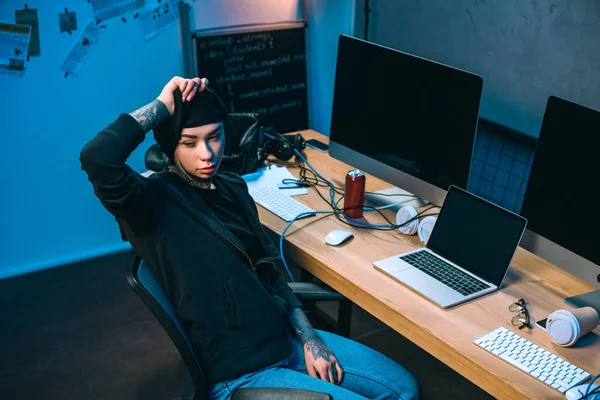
[373,255,414,276]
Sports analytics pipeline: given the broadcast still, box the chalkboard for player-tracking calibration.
[192,22,308,133]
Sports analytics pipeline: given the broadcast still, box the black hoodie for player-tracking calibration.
[80,114,301,383]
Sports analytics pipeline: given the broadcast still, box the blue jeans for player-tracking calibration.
[208,329,421,400]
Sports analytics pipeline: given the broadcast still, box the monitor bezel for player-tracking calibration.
[519,95,600,288]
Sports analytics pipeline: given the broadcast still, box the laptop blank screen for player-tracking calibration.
[427,186,527,286]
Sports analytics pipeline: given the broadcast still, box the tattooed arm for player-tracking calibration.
[131,75,207,131]
[80,76,206,224]
[289,307,319,344]
[129,99,170,133]
[289,307,344,385]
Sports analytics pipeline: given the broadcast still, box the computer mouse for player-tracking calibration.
[566,383,600,400]
[324,229,354,246]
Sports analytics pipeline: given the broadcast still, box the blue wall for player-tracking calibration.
[0,1,183,278]
[364,0,600,138]
[305,0,355,136]
[0,1,355,279]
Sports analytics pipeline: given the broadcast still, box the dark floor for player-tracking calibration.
[0,251,492,400]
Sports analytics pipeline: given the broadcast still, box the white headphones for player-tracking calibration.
[396,205,438,245]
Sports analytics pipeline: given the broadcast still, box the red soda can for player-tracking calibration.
[344,170,366,218]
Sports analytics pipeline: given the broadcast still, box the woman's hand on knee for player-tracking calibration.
[303,338,344,385]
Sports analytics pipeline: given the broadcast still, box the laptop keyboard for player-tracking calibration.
[400,250,490,296]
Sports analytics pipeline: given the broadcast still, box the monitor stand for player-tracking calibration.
[364,186,428,214]
[565,289,600,316]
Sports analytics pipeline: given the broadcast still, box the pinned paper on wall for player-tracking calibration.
[139,0,179,41]
[0,22,30,75]
[60,19,104,77]
[91,0,146,24]
[15,6,40,56]
[59,8,78,34]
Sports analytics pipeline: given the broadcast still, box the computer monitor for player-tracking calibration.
[520,96,600,288]
[328,35,483,207]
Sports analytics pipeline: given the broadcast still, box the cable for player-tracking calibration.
[585,375,600,398]
[279,210,333,282]
[278,205,435,281]
[286,150,422,202]
[293,156,438,230]
[580,386,600,399]
[295,150,393,228]
[290,162,418,200]
[277,187,436,279]
[274,147,440,279]
[283,176,419,199]
[290,173,435,231]
[293,148,439,229]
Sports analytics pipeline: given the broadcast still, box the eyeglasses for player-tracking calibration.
[509,298,532,329]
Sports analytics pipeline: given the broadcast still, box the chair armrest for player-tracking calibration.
[289,282,346,302]
[232,388,332,400]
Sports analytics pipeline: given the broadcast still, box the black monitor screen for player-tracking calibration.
[329,35,483,190]
[428,186,527,286]
[521,96,600,266]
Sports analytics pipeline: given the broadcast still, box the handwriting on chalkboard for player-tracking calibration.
[248,100,304,116]
[194,25,308,132]
[239,83,306,99]
[200,33,275,59]
[215,68,273,84]
[199,32,275,49]
[223,54,305,74]
[214,54,305,85]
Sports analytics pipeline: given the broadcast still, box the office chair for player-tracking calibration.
[127,254,337,400]
[144,113,353,338]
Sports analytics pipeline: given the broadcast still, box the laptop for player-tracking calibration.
[373,185,527,308]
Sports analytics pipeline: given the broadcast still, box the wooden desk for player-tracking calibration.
[258,130,600,399]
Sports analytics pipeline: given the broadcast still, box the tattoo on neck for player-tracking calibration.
[129,99,169,133]
[169,164,213,189]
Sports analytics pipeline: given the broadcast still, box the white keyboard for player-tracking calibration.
[249,185,314,222]
[474,327,591,394]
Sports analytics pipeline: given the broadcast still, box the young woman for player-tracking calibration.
[80,76,420,400]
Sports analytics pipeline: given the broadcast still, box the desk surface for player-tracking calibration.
[258,130,600,400]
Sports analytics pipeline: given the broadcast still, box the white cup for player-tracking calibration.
[546,307,599,347]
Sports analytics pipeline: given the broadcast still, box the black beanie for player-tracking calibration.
[153,87,228,163]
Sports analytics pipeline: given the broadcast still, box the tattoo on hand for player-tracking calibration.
[305,339,334,362]
[129,99,169,133]
[306,339,339,384]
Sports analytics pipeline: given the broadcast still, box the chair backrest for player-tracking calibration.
[126,254,208,399]
[144,113,264,175]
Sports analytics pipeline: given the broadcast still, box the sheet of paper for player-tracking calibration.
[242,165,308,197]
[139,0,179,41]
[0,22,30,72]
[59,9,78,34]
[91,0,146,23]
[14,8,39,56]
[60,19,105,77]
